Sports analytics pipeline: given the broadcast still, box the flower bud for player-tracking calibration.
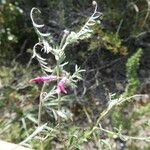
[64,29,70,36]
[92,1,97,6]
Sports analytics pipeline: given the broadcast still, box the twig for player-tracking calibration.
[99,124,150,142]
[38,83,46,126]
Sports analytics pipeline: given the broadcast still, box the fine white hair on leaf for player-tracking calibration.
[77,1,102,39]
[32,43,53,73]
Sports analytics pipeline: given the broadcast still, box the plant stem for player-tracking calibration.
[90,94,146,143]
[56,61,63,139]
[38,98,42,127]
[38,83,46,126]
[38,83,46,150]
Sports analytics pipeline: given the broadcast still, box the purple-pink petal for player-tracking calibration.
[30,75,57,82]
[56,77,67,94]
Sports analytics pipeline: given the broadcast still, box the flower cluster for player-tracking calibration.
[30,75,67,94]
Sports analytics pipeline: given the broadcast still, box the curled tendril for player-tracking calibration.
[30,8,53,73]
[92,1,98,13]
[30,7,50,37]
[32,43,43,58]
[30,7,44,28]
[32,43,53,73]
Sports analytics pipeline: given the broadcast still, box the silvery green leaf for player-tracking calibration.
[71,79,78,83]
[75,64,78,71]
[89,19,96,23]
[32,43,42,57]
[56,111,68,120]
[39,59,48,65]
[60,62,69,67]
[84,25,90,30]
[87,29,93,33]
[87,21,95,26]
[70,83,77,88]
[92,14,100,20]
[76,76,82,80]
[97,20,101,24]
[33,22,44,28]
[43,87,56,101]
[79,33,92,40]
[78,69,85,72]
[55,54,59,61]
[44,102,58,106]
[43,40,52,53]
[36,54,46,61]
[59,54,66,63]
[66,31,78,43]
[42,66,53,73]
[26,114,38,124]
[20,123,47,145]
[51,109,58,121]
[37,30,51,37]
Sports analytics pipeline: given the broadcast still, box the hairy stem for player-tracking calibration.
[38,83,46,150]
[56,61,63,138]
[38,99,42,127]
[38,83,46,126]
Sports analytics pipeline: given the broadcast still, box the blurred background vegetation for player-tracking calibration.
[0,0,150,149]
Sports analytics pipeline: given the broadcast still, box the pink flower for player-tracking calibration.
[30,75,57,82]
[56,77,67,94]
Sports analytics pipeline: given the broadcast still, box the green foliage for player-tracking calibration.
[65,127,92,149]
[124,48,143,97]
[111,111,131,130]
[0,2,23,57]
[102,32,128,55]
[134,103,150,117]
[112,48,143,131]
[89,28,128,55]
[0,122,22,142]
